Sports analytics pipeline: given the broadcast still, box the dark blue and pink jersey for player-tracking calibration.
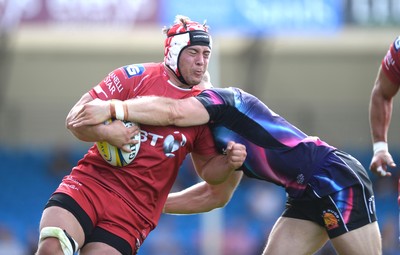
[196,87,366,198]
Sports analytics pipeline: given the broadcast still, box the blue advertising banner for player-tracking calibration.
[159,0,344,36]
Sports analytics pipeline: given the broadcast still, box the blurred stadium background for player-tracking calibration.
[1,0,400,254]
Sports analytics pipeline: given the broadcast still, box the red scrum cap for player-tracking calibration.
[163,15,212,85]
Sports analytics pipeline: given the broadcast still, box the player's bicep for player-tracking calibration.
[173,98,210,126]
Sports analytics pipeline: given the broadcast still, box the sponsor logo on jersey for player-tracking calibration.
[322,209,340,230]
[296,173,305,184]
[139,129,187,158]
[123,64,145,78]
[163,131,187,158]
[394,36,400,51]
[104,71,123,95]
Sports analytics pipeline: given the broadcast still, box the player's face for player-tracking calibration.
[179,45,211,86]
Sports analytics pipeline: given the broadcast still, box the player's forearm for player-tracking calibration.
[123,96,209,127]
[369,89,392,142]
[164,172,242,214]
[199,155,238,185]
[369,68,400,143]
[164,182,222,214]
[124,96,177,126]
[67,123,109,142]
[195,142,246,185]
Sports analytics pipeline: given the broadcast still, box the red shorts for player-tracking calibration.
[45,175,152,255]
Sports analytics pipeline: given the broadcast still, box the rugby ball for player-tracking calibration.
[96,119,141,167]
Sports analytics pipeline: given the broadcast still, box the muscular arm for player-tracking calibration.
[129,96,210,126]
[68,93,247,182]
[191,141,246,185]
[164,171,243,214]
[369,66,399,175]
[369,67,400,143]
[68,96,210,128]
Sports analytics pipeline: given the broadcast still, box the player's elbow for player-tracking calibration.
[209,185,234,209]
[200,192,230,213]
[201,172,228,186]
[65,121,93,142]
[67,128,90,142]
[212,191,232,209]
[208,172,242,210]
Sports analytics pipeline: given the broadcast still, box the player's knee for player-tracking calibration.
[36,237,62,255]
[37,227,78,255]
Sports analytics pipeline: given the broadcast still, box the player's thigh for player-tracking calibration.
[39,206,85,246]
[263,217,328,255]
[331,221,382,255]
[80,242,122,255]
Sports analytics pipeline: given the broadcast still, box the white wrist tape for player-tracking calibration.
[373,141,388,154]
[114,101,125,120]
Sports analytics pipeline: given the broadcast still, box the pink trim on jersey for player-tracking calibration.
[342,187,354,224]
[281,136,333,148]
[302,136,331,147]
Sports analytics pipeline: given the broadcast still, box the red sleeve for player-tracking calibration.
[192,125,219,156]
[89,67,136,101]
[381,36,400,84]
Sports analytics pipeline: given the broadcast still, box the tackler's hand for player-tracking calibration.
[70,98,111,127]
[370,150,396,177]
[225,141,247,170]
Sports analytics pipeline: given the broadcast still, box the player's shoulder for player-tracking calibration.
[387,36,400,57]
[382,36,400,84]
[211,86,242,97]
[196,87,239,108]
[391,36,400,50]
[199,87,239,99]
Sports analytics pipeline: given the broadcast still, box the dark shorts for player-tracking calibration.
[282,182,377,238]
[44,175,150,255]
[283,150,377,238]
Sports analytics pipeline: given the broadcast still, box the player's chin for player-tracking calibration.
[187,76,203,86]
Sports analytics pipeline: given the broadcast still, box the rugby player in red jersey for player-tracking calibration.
[35,15,246,255]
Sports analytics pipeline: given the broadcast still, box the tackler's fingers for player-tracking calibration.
[376,165,387,177]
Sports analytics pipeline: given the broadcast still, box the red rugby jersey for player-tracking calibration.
[382,36,400,84]
[73,62,217,231]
